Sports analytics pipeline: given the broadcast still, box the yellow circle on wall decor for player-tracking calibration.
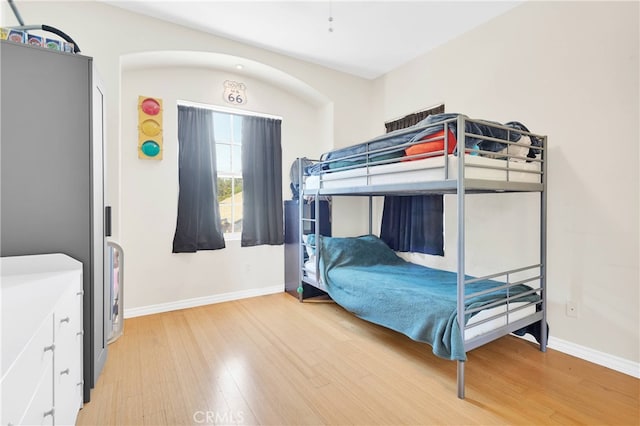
[141,119,161,136]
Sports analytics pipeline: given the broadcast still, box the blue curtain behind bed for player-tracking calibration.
[380,196,444,255]
[379,105,445,256]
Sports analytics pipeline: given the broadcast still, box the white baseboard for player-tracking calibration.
[518,334,640,379]
[123,284,283,319]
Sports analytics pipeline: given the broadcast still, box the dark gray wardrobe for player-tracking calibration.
[1,40,108,402]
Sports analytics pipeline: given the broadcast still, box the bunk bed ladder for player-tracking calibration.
[297,161,303,300]
[296,158,309,301]
[456,114,467,399]
[296,157,324,302]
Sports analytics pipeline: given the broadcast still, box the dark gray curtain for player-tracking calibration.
[241,116,284,247]
[380,104,445,256]
[380,195,444,254]
[172,105,225,252]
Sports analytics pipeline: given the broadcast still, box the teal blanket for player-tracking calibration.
[316,235,539,361]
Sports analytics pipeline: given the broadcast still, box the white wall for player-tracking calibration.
[120,66,327,309]
[372,1,639,365]
[1,1,373,313]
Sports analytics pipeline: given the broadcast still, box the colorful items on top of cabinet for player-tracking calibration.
[1,27,75,53]
[27,33,42,47]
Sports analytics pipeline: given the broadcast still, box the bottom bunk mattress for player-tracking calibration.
[314,234,541,361]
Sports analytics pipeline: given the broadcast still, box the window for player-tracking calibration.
[173,102,283,252]
[213,112,243,237]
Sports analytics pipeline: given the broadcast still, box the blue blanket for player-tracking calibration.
[306,113,542,175]
[316,234,540,361]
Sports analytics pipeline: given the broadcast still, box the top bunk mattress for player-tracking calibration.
[305,154,541,191]
[302,113,545,194]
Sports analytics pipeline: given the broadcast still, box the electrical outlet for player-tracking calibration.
[566,301,579,318]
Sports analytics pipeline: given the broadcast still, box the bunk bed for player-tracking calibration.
[295,114,548,399]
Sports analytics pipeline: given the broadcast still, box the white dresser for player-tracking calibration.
[1,254,84,426]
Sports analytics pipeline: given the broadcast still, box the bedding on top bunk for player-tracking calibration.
[306,113,542,175]
[312,234,541,361]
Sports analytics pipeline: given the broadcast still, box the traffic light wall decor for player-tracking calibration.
[138,96,163,160]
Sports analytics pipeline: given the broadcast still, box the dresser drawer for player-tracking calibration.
[54,319,83,384]
[54,284,82,364]
[0,316,54,426]
[20,368,55,426]
[55,366,83,426]
[54,276,84,426]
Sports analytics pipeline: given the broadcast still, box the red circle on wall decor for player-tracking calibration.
[141,98,160,115]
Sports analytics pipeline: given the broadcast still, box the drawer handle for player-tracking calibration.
[60,317,70,323]
[77,330,84,336]
[77,380,84,386]
[77,290,85,296]
[60,368,70,375]
[43,408,55,418]
[43,344,55,352]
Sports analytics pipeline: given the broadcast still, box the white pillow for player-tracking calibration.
[302,234,314,257]
[304,256,316,269]
[496,135,531,162]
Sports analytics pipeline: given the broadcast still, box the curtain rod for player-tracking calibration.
[177,99,282,121]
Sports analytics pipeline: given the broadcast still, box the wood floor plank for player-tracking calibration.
[77,293,640,425]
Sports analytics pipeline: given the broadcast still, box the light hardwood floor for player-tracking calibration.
[77,293,639,425]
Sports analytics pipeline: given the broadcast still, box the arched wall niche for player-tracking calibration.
[120,50,331,107]
[118,50,335,312]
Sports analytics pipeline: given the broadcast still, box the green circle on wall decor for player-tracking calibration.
[141,140,160,157]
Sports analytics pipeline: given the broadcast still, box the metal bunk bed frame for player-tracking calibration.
[296,115,548,399]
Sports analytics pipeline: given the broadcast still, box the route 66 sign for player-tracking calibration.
[223,80,247,105]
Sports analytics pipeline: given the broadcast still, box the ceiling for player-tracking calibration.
[106,1,522,80]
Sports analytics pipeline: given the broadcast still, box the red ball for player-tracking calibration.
[141,98,160,115]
